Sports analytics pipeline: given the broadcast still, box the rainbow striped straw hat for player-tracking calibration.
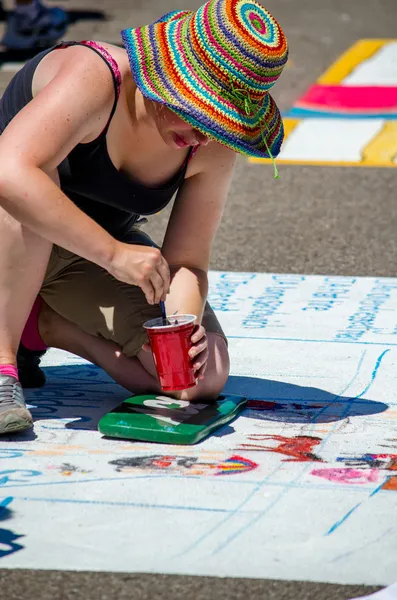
[121,0,288,174]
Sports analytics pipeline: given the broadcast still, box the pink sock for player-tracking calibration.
[20,296,48,351]
[0,365,19,381]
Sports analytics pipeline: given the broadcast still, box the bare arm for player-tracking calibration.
[0,51,117,267]
[162,143,236,320]
[0,49,169,300]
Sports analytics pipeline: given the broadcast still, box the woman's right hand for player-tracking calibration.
[107,242,170,304]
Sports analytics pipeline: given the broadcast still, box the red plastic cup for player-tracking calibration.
[143,314,198,391]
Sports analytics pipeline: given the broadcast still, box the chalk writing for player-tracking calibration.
[0,470,42,486]
[242,275,304,328]
[335,279,397,341]
[209,273,256,312]
[0,450,27,460]
[302,277,356,312]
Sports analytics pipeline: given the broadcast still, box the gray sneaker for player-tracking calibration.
[0,374,33,434]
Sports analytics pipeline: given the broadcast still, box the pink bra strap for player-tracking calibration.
[55,40,121,136]
[56,41,121,98]
[80,41,122,97]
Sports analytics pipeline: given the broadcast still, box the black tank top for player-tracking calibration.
[0,41,193,240]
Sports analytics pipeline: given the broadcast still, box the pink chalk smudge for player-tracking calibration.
[311,467,379,484]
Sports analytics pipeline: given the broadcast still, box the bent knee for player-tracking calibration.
[179,334,230,402]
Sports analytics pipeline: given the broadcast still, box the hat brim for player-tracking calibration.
[168,97,284,159]
[121,13,284,159]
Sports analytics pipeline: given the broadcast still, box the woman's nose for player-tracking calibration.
[195,130,210,146]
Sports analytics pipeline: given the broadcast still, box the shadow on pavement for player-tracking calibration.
[0,365,385,441]
[224,375,388,423]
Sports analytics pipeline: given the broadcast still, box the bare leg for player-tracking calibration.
[39,302,229,400]
[39,301,162,395]
[0,205,52,365]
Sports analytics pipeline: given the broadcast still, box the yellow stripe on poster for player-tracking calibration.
[248,118,299,165]
[362,122,397,165]
[317,39,389,84]
[281,117,300,138]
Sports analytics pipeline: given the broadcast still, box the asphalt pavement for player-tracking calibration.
[0,0,396,597]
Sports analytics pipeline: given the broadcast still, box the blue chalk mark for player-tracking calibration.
[319,351,390,537]
[4,474,385,495]
[13,495,258,514]
[285,108,397,120]
[326,502,361,535]
[0,497,14,522]
[0,497,13,509]
[308,348,388,429]
[331,527,394,563]
[356,349,390,398]
[325,476,391,536]
[227,335,397,347]
[308,349,366,425]
[174,464,282,558]
[370,477,390,498]
[212,484,295,555]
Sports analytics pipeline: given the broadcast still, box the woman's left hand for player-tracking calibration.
[189,324,208,380]
[141,323,209,380]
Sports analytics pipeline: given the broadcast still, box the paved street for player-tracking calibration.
[0,0,396,597]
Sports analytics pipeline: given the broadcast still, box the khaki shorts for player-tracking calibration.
[40,230,226,357]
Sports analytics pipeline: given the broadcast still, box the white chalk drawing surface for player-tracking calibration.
[351,585,397,600]
[1,272,397,585]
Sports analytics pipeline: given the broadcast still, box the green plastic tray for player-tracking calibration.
[98,394,247,445]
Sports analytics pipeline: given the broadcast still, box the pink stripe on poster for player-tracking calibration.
[295,84,397,113]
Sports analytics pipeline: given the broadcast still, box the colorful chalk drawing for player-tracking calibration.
[251,40,397,168]
[108,454,258,476]
[1,271,397,585]
[311,468,379,485]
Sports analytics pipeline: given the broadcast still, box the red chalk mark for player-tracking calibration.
[152,457,174,468]
[311,467,379,485]
[296,84,397,113]
[240,434,323,462]
[382,476,397,491]
[382,456,397,490]
[388,457,397,471]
